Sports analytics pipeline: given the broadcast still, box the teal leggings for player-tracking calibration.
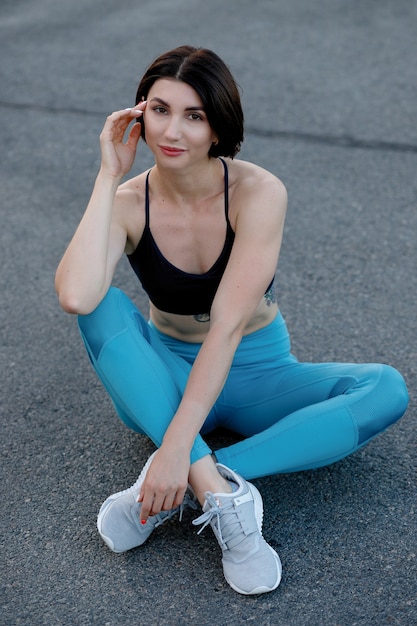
[78,287,409,480]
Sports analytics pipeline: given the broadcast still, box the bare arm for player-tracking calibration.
[139,170,287,519]
[55,104,146,314]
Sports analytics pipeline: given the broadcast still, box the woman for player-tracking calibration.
[55,45,409,595]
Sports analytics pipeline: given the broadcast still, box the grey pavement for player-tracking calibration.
[1,1,416,624]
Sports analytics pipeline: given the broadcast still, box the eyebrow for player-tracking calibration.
[150,96,205,112]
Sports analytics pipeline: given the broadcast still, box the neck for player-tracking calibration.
[151,157,222,204]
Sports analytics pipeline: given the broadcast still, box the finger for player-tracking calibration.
[123,108,143,118]
[124,99,147,117]
[134,99,147,112]
[171,487,187,509]
[112,108,144,143]
[100,112,132,144]
[103,108,141,135]
[125,122,142,151]
[139,490,154,524]
[160,492,176,512]
[162,485,186,511]
[101,115,142,155]
[149,493,165,517]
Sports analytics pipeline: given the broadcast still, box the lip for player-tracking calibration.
[159,145,186,157]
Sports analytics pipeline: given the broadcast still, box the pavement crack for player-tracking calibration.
[245,125,417,154]
[1,100,416,154]
[0,99,105,118]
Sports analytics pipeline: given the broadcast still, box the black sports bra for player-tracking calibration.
[127,158,235,315]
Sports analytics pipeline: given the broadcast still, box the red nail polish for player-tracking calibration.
[141,519,147,525]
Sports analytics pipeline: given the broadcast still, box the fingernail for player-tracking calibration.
[124,107,143,115]
[140,519,147,525]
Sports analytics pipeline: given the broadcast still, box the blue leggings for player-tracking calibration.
[78,287,409,480]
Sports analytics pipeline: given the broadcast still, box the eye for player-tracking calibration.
[154,106,168,114]
[188,112,204,121]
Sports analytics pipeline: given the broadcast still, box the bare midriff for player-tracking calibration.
[150,296,279,343]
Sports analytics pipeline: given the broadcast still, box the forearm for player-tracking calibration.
[161,323,243,455]
[55,170,122,313]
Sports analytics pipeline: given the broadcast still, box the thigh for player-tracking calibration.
[78,288,188,436]
[218,360,387,438]
[78,287,213,463]
[79,287,191,389]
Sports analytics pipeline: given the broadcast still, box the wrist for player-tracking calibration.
[161,430,193,456]
[96,167,123,189]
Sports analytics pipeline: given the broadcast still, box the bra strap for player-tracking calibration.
[144,170,151,226]
[218,157,229,219]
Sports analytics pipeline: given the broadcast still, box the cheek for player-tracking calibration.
[142,116,159,144]
[194,126,217,148]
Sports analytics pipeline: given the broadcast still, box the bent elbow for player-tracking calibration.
[55,271,100,315]
[56,288,96,316]
[57,292,82,315]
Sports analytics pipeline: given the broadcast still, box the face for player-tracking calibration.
[143,78,217,167]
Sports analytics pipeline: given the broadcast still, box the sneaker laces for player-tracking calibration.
[193,493,254,550]
[179,490,199,520]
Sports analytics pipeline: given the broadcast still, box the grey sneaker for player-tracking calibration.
[97,451,198,553]
[192,463,282,595]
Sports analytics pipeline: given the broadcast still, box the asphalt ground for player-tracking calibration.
[1,1,416,624]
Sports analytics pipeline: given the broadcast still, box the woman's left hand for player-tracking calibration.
[137,445,190,523]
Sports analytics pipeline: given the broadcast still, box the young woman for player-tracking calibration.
[55,45,409,596]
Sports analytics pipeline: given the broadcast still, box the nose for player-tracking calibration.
[164,115,182,141]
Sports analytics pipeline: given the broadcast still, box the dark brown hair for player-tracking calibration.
[135,45,244,158]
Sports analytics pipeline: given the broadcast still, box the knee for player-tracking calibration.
[78,287,133,359]
[352,363,408,445]
[78,287,121,326]
[367,364,408,438]
[379,364,409,417]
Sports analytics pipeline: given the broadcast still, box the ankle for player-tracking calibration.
[189,456,233,506]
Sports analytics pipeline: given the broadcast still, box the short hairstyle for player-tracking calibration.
[135,45,244,158]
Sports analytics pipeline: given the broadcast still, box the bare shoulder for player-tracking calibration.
[114,172,148,254]
[225,159,287,220]
[116,171,148,205]
[228,158,284,182]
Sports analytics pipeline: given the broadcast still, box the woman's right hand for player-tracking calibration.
[99,101,147,180]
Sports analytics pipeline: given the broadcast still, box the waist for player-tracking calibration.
[149,299,279,344]
[149,308,295,366]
